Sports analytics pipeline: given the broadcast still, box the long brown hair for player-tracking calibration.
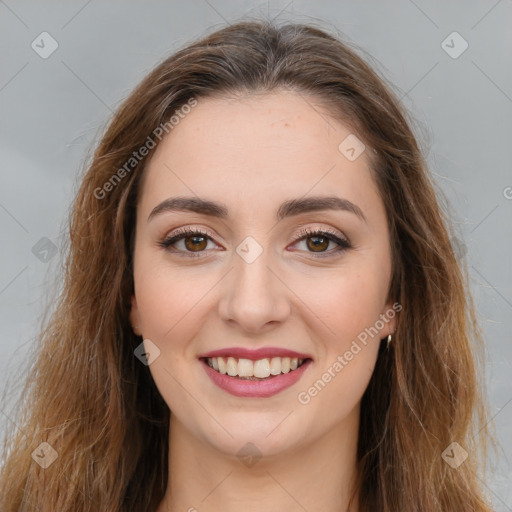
[0,19,494,511]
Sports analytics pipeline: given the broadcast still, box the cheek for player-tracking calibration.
[291,262,386,402]
[298,265,387,341]
[133,263,209,408]
[296,270,383,417]
[133,258,209,343]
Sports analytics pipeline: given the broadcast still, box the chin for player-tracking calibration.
[199,414,306,459]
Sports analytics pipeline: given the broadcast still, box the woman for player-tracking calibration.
[0,20,494,511]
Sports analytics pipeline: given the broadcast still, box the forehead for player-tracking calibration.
[139,91,381,220]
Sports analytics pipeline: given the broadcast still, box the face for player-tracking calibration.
[130,91,396,458]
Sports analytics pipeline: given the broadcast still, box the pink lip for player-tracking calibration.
[198,347,313,361]
[200,358,313,398]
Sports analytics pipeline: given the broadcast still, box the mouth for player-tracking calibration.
[199,355,313,398]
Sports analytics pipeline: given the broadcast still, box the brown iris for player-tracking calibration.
[184,235,208,252]
[306,235,329,252]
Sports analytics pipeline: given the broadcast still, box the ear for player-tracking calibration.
[377,300,400,339]
[130,294,142,336]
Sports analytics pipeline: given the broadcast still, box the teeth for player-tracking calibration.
[218,357,227,375]
[238,358,254,377]
[269,357,281,375]
[226,357,237,377]
[206,356,306,378]
[253,359,271,378]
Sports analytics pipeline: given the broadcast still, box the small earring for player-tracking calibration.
[386,334,392,350]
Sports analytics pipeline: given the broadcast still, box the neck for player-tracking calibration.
[157,411,360,512]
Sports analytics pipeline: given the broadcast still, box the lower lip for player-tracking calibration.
[201,359,312,398]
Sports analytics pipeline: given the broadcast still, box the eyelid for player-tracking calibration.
[293,225,349,244]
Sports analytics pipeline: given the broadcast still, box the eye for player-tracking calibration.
[159,226,351,259]
[291,227,351,258]
[159,228,219,257]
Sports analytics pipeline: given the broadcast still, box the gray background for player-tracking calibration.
[1,0,511,508]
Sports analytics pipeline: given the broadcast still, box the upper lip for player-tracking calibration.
[199,347,313,361]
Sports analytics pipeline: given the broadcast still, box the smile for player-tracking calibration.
[199,355,313,398]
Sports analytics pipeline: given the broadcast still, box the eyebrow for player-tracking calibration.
[148,195,367,224]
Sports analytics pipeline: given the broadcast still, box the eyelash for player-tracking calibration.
[159,227,351,259]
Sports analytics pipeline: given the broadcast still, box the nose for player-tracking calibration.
[217,246,291,334]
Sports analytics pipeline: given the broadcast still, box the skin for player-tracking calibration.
[130,90,396,512]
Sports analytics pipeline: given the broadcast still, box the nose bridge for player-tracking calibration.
[218,236,290,331]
